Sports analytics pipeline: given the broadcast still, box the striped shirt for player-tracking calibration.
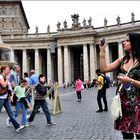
[35,83,47,100]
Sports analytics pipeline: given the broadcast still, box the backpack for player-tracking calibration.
[101,74,110,89]
[104,75,110,89]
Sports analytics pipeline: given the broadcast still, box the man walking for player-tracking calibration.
[95,69,108,113]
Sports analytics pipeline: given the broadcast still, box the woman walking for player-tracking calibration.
[0,65,24,132]
[75,77,83,102]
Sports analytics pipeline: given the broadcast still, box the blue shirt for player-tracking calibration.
[9,71,21,86]
[29,74,39,85]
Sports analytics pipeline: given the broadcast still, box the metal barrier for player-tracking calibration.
[25,86,35,110]
[24,83,62,115]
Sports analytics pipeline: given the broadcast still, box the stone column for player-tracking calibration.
[83,44,89,81]
[57,47,63,85]
[22,49,27,74]
[64,45,69,85]
[10,49,14,62]
[71,51,74,82]
[35,48,40,74]
[89,43,96,82]
[47,48,52,82]
[118,41,124,58]
[68,48,71,83]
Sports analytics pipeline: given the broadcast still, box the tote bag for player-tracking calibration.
[81,84,84,90]
[111,93,122,121]
[111,65,133,121]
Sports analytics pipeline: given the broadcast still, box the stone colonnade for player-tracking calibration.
[10,48,54,83]
[10,41,124,85]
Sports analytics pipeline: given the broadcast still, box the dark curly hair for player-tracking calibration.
[123,33,140,63]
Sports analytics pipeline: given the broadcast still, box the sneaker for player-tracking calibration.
[77,99,81,102]
[26,122,34,126]
[47,121,56,126]
[6,117,11,127]
[37,110,40,113]
[96,109,103,113]
[22,124,30,127]
[26,115,30,121]
[16,125,25,132]
[103,109,108,112]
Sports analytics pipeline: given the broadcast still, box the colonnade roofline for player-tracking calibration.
[1,19,140,42]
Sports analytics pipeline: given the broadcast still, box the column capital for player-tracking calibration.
[11,48,15,51]
[64,45,68,48]
[83,44,87,47]
[22,48,27,51]
[57,45,62,48]
[89,43,95,47]
[34,48,39,51]
[118,40,123,45]
[89,43,93,46]
[47,47,51,50]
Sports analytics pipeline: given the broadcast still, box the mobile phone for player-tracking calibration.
[100,38,105,46]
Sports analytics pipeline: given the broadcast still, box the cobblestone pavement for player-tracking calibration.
[0,87,124,140]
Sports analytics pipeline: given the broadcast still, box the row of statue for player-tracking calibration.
[34,12,135,33]
[35,25,50,34]
[56,12,135,30]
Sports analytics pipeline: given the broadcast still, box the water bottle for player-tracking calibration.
[123,83,131,91]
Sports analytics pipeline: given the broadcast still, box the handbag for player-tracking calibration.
[0,85,8,95]
[81,84,84,90]
[111,66,133,121]
[0,75,8,96]
[111,92,122,121]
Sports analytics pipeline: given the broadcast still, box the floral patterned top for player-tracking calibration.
[114,58,140,134]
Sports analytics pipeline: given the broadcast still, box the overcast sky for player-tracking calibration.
[22,1,140,33]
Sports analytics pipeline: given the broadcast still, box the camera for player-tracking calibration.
[100,38,105,46]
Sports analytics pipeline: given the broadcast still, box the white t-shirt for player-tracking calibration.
[0,75,8,99]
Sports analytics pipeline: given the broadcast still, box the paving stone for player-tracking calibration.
[0,87,123,140]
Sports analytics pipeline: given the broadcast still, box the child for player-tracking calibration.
[10,79,28,127]
[27,74,56,126]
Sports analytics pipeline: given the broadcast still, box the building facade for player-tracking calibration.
[1,0,140,85]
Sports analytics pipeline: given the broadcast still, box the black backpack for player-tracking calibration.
[104,75,110,89]
[101,74,110,89]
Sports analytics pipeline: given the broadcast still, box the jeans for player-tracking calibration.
[29,99,51,123]
[0,98,20,129]
[76,91,82,100]
[26,95,31,103]
[14,101,27,125]
[97,89,108,110]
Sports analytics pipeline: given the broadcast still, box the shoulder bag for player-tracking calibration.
[111,66,133,121]
[0,75,8,96]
